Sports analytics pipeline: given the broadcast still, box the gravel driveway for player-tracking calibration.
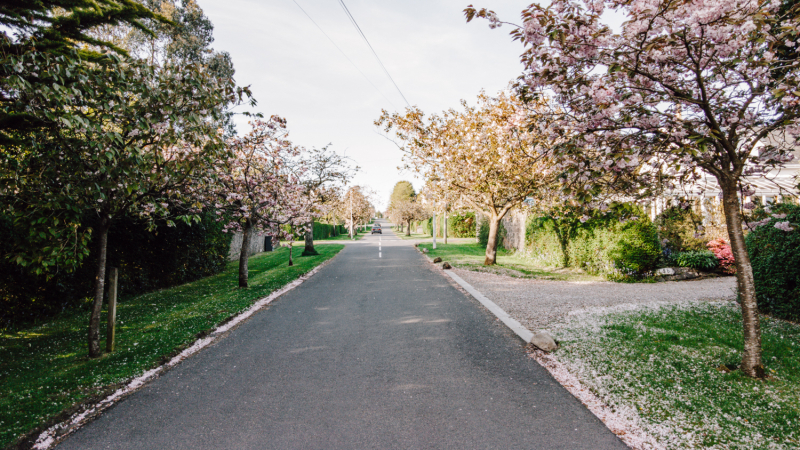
[452,269,737,332]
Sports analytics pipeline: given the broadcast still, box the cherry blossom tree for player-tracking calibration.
[466,0,800,377]
[206,118,312,287]
[377,91,559,265]
[1,54,249,357]
[297,145,357,256]
[331,186,374,237]
[387,199,430,236]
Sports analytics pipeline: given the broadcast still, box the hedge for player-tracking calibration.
[526,210,662,279]
[411,212,476,239]
[449,212,476,238]
[312,222,346,239]
[745,204,800,322]
[1,210,232,329]
[478,218,506,248]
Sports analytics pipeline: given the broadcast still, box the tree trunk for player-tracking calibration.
[303,220,318,256]
[238,220,252,288]
[88,216,110,358]
[288,243,294,266]
[406,220,411,236]
[484,214,502,266]
[720,182,764,378]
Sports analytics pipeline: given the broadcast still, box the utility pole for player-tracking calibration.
[432,196,437,250]
[349,188,353,239]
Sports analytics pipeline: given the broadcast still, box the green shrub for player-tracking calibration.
[312,222,344,239]
[1,210,232,328]
[478,217,506,248]
[746,205,800,322]
[525,207,661,279]
[587,218,662,276]
[675,250,719,271]
[525,216,566,267]
[654,205,707,252]
[448,212,476,238]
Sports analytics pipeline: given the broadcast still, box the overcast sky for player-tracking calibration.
[199,0,531,210]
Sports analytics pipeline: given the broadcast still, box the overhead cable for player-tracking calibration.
[336,0,411,107]
[291,0,399,110]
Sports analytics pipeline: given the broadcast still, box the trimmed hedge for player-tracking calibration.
[312,222,346,239]
[745,205,800,322]
[1,210,232,328]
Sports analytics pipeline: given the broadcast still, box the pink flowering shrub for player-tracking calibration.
[707,239,736,274]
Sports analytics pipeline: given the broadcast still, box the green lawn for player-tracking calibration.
[393,228,433,240]
[0,245,343,448]
[418,241,602,282]
[554,302,800,449]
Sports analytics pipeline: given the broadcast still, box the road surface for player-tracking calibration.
[57,220,626,449]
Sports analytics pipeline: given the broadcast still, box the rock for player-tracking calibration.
[442,262,452,270]
[433,257,442,263]
[529,331,558,352]
[422,248,429,253]
[655,267,701,282]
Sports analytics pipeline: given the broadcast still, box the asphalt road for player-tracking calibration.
[57,220,626,449]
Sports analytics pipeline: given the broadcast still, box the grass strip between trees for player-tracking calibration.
[417,241,602,282]
[554,302,800,449]
[0,245,344,448]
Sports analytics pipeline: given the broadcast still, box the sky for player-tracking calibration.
[199,0,532,210]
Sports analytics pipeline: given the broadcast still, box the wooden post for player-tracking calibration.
[106,267,118,353]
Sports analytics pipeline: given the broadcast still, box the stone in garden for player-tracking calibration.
[422,248,429,253]
[433,257,442,263]
[529,331,558,352]
[442,262,452,269]
[656,267,675,275]
[655,267,701,282]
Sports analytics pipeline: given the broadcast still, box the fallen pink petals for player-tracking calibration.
[528,349,665,450]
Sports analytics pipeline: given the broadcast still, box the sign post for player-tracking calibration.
[106,267,118,353]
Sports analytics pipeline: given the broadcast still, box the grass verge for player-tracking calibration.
[553,302,800,449]
[417,241,602,282]
[0,245,343,448]
[393,228,433,240]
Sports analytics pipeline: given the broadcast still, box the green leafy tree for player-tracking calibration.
[1,51,252,357]
[389,181,416,207]
[0,0,170,145]
[298,145,357,256]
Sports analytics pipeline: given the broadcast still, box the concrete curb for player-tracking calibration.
[444,271,535,343]
[440,267,662,450]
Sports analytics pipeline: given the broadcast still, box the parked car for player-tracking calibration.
[371,224,382,234]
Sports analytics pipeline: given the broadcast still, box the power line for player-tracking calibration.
[291,0,399,110]
[336,0,411,107]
